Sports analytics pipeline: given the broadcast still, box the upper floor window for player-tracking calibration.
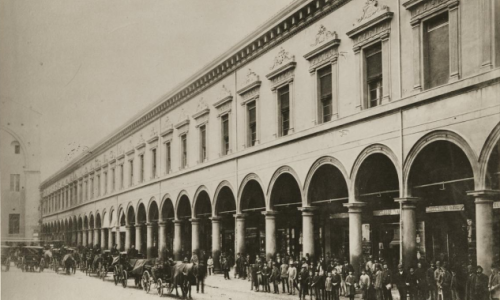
[9,214,20,234]
[199,125,207,162]
[104,172,108,194]
[365,43,383,108]
[129,160,134,186]
[97,175,101,196]
[278,85,290,137]
[85,181,88,201]
[111,168,115,191]
[221,115,229,155]
[165,142,172,173]
[318,66,333,123]
[14,143,20,154]
[152,148,157,178]
[90,178,94,198]
[139,154,144,183]
[180,134,187,169]
[10,174,20,191]
[424,12,449,89]
[247,101,257,147]
[120,164,124,189]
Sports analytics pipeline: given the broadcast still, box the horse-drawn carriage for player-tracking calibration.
[111,252,155,289]
[98,250,114,281]
[20,246,44,272]
[52,247,76,274]
[150,260,204,298]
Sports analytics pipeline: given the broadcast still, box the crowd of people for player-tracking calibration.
[204,252,500,300]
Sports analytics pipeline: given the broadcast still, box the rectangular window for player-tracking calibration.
[9,214,20,234]
[85,181,88,201]
[139,154,144,182]
[90,178,94,198]
[318,66,333,123]
[79,183,82,202]
[97,175,101,196]
[365,43,383,108]
[221,115,229,155]
[129,160,134,186]
[112,168,115,191]
[166,142,171,174]
[247,101,257,147]
[424,12,449,89]
[152,149,157,178]
[181,134,187,168]
[120,165,124,188]
[278,85,290,136]
[14,145,20,154]
[200,125,207,162]
[104,172,107,194]
[10,174,20,191]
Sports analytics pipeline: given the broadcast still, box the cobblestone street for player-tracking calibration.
[1,266,382,300]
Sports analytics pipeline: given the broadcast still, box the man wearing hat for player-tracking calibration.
[474,266,489,300]
[288,261,298,295]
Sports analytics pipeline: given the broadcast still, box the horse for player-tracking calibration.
[193,262,207,293]
[169,262,196,299]
[62,254,75,274]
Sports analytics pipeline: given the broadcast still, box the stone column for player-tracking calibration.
[88,228,94,246]
[344,202,366,276]
[108,229,113,250]
[190,218,200,255]
[94,228,100,246]
[82,230,88,247]
[235,214,246,257]
[263,211,279,261]
[467,190,499,275]
[135,224,142,254]
[158,221,167,259]
[101,229,106,249]
[125,225,132,251]
[116,226,122,251]
[211,217,221,272]
[77,230,82,246]
[299,206,317,259]
[396,197,421,270]
[173,220,182,261]
[146,223,154,259]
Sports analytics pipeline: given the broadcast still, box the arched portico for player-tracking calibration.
[213,181,236,271]
[159,196,175,259]
[146,198,159,258]
[193,187,212,257]
[175,192,192,260]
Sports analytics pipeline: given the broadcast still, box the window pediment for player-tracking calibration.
[346,1,393,52]
[304,26,340,73]
[403,0,458,21]
[266,48,296,91]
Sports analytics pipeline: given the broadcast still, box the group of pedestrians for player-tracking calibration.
[205,251,500,300]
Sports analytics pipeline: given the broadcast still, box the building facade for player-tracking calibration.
[40,0,500,274]
[1,99,42,243]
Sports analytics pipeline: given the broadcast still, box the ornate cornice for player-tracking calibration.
[40,0,353,190]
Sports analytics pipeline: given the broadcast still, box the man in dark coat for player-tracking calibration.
[382,263,394,300]
[331,268,341,300]
[415,262,427,300]
[427,262,437,300]
[473,266,489,300]
[465,264,476,300]
[437,263,452,300]
[393,264,407,300]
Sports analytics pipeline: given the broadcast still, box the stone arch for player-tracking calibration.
[175,190,191,220]
[350,143,401,199]
[266,165,304,210]
[303,156,350,206]
[160,194,175,221]
[83,215,89,229]
[126,203,136,225]
[147,197,160,223]
[136,202,147,225]
[237,173,266,213]
[213,180,236,216]
[95,211,101,229]
[478,122,500,190]
[193,185,211,218]
[403,130,479,197]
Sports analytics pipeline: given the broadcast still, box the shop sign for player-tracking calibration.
[373,209,400,216]
[330,213,348,219]
[494,201,500,209]
[426,204,464,213]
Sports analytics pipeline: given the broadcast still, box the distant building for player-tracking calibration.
[1,99,41,243]
[41,0,500,273]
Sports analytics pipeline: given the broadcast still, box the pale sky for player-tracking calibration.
[0,0,294,181]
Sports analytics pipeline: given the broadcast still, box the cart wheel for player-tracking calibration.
[122,270,128,288]
[142,271,151,293]
[114,274,118,286]
[157,279,163,297]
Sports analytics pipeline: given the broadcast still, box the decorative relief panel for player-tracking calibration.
[304,25,341,73]
[237,69,261,105]
[266,48,296,91]
[346,0,393,52]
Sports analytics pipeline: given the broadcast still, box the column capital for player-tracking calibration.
[126,225,134,229]
[467,189,500,201]
[189,218,201,224]
[173,219,183,225]
[395,197,422,209]
[298,206,318,213]
[158,221,167,226]
[146,222,154,228]
[234,213,247,219]
[261,210,279,217]
[209,216,222,222]
[343,202,366,213]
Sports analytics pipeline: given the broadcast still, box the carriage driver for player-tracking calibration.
[152,255,164,282]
